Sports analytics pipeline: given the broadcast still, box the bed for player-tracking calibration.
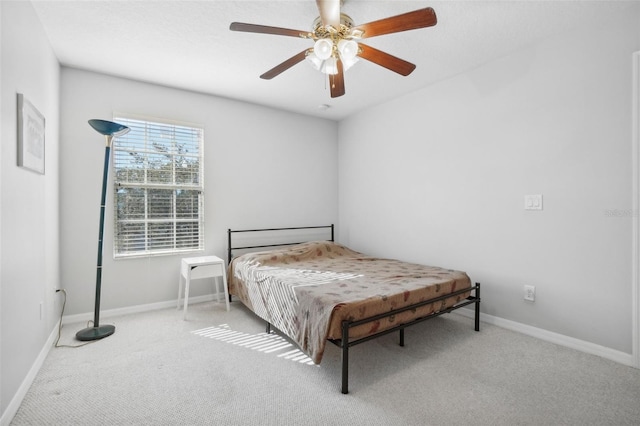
[227,225,480,393]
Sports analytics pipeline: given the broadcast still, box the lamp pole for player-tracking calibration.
[76,120,129,341]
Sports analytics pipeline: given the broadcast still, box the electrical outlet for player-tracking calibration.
[524,285,535,302]
[524,194,543,210]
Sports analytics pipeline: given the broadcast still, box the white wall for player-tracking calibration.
[0,0,61,420]
[338,7,640,355]
[1,2,635,423]
[60,68,338,316]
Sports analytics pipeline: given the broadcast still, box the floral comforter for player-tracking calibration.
[227,241,471,364]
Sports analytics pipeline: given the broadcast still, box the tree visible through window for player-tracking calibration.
[112,116,204,257]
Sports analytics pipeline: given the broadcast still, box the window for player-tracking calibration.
[112,116,204,257]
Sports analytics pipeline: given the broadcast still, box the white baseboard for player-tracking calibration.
[456,308,635,367]
[61,294,217,325]
[0,320,60,426]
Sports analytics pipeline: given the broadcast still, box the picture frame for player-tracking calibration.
[17,93,45,174]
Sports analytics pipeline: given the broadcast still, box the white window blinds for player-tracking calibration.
[112,116,204,257]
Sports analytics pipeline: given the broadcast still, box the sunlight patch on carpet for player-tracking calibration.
[191,324,316,366]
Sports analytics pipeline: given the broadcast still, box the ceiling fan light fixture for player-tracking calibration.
[337,39,358,60]
[306,50,342,75]
[341,55,359,72]
[320,56,338,75]
[313,38,333,60]
[305,50,323,70]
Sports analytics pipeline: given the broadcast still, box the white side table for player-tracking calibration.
[177,255,229,320]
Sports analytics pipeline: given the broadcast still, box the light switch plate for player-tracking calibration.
[524,194,543,210]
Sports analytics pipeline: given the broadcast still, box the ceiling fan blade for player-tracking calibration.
[316,0,341,28]
[260,50,309,80]
[352,7,437,39]
[230,22,308,38]
[329,59,345,98]
[358,43,416,76]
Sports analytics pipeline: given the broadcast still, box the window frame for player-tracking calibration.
[111,114,205,259]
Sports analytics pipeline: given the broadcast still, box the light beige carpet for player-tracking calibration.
[11,300,640,425]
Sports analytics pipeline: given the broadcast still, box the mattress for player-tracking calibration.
[227,241,472,363]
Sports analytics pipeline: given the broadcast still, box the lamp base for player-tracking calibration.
[75,324,115,341]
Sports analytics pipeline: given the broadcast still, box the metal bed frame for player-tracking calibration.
[227,224,481,394]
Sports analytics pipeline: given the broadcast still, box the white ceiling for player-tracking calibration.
[31,0,637,121]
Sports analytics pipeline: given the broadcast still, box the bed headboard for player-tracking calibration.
[227,224,334,264]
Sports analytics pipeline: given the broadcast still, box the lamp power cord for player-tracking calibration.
[54,289,113,348]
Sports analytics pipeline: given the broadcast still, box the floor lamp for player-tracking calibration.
[76,119,130,341]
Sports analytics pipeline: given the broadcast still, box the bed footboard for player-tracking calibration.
[333,282,481,394]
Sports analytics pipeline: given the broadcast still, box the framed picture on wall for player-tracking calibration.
[17,93,45,175]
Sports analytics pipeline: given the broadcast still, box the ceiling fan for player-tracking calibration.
[229,0,437,98]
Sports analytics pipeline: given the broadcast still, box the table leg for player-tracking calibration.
[222,270,230,312]
[183,272,191,320]
[215,277,222,303]
[177,274,183,310]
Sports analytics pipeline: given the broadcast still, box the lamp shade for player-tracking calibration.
[321,56,338,75]
[88,119,130,137]
[338,39,358,60]
[313,39,333,61]
[305,50,322,70]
